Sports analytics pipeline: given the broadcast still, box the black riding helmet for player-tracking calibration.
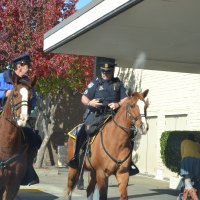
[12,53,31,69]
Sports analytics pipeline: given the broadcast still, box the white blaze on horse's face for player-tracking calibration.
[137,99,148,134]
[17,87,29,127]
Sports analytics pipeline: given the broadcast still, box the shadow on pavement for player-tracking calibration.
[152,188,180,196]
[108,188,179,200]
[18,189,59,200]
[109,183,135,188]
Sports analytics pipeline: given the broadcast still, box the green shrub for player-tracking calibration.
[160,131,200,174]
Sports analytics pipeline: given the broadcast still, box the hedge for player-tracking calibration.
[160,131,200,174]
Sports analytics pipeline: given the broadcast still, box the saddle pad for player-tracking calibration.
[67,123,96,144]
[68,123,83,139]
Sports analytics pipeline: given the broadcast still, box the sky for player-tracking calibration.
[76,0,92,10]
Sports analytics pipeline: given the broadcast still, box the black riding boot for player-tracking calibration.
[68,126,87,169]
[129,162,139,176]
[129,134,139,176]
[21,147,39,186]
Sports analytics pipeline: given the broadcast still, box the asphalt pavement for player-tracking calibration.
[18,167,180,200]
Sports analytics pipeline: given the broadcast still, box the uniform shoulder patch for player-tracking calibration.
[88,82,94,88]
[83,89,88,95]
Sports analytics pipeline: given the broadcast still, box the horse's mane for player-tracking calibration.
[18,79,32,89]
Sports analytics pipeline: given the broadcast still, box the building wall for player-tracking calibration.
[115,67,200,179]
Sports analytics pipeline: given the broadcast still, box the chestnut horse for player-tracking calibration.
[0,73,36,200]
[67,89,149,200]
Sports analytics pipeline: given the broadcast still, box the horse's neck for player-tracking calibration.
[2,97,12,117]
[106,105,131,143]
[114,105,131,128]
[0,98,21,154]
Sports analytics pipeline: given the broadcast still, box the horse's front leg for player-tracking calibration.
[115,170,129,200]
[66,168,79,197]
[86,171,96,200]
[96,171,108,200]
[2,182,20,200]
[0,187,5,200]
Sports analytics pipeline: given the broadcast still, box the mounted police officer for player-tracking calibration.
[0,53,41,185]
[68,61,128,169]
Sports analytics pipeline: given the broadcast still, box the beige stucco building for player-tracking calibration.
[116,67,200,180]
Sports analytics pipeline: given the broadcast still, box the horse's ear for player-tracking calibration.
[126,88,134,97]
[30,75,37,87]
[142,89,149,98]
[12,73,18,87]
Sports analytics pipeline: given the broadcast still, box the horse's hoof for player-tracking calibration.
[66,194,72,200]
[66,192,72,200]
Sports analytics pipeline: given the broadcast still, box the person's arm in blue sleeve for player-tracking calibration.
[82,80,97,100]
[0,90,6,99]
[0,84,14,99]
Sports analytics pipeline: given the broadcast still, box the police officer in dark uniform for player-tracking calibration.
[68,61,127,169]
[0,53,42,185]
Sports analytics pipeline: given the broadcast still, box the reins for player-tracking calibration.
[0,91,29,123]
[100,124,132,168]
[111,100,145,135]
[111,110,132,135]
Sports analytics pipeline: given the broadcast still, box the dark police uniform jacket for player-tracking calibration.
[82,77,127,135]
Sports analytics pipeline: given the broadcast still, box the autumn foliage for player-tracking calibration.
[0,0,94,93]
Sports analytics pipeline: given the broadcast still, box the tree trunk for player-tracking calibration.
[34,95,57,168]
[35,134,50,168]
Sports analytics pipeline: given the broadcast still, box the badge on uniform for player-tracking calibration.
[99,85,104,90]
[83,89,88,94]
[114,82,120,90]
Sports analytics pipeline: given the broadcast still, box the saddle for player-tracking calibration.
[67,115,111,144]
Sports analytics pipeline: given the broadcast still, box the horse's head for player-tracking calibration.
[10,73,37,127]
[126,89,149,135]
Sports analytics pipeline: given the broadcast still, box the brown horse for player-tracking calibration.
[0,73,36,200]
[67,89,149,200]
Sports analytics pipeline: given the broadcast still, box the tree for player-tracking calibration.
[0,0,94,167]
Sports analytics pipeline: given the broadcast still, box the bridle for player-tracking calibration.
[112,98,147,135]
[10,92,29,122]
[126,101,146,123]
[1,85,31,124]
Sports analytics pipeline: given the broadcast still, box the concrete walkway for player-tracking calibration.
[18,167,180,200]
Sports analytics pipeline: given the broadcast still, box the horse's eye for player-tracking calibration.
[13,91,18,97]
[130,104,135,108]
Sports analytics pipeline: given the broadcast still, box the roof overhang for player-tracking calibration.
[44,0,200,74]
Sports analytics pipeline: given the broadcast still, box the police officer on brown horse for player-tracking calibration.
[68,60,141,175]
[0,53,41,185]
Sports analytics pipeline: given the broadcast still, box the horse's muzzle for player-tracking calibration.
[17,114,28,127]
